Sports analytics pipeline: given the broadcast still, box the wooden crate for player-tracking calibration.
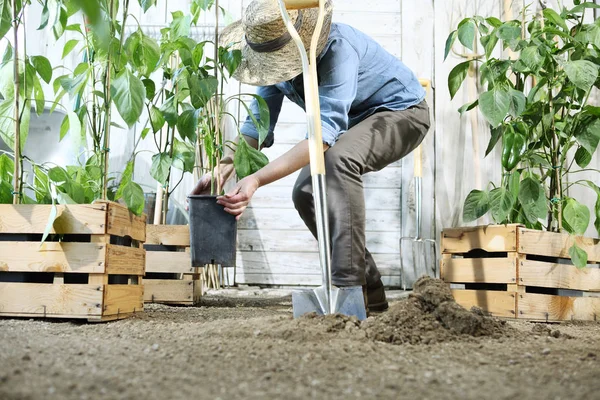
[441,224,600,321]
[144,225,203,305]
[0,201,146,322]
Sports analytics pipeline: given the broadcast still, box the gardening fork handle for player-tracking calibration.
[283,0,319,9]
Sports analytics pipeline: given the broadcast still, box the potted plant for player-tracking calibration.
[441,2,600,321]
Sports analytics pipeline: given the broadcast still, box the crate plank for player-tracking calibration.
[0,283,103,317]
[518,228,600,263]
[105,202,147,242]
[145,225,190,246]
[441,256,517,284]
[441,224,519,254]
[450,289,517,318]
[103,285,144,316]
[520,259,600,292]
[105,244,146,275]
[145,251,192,273]
[144,280,198,304]
[517,293,600,321]
[0,242,105,273]
[0,204,108,234]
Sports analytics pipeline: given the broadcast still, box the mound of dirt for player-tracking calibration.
[362,276,512,344]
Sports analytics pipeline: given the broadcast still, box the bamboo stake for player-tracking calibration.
[101,0,116,200]
[214,0,221,195]
[12,0,20,205]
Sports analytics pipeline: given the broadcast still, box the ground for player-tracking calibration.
[0,278,599,400]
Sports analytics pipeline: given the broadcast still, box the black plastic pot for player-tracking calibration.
[188,195,237,268]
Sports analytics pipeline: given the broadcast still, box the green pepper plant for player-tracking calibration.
[445,1,600,267]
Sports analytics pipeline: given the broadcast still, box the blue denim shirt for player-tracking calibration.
[241,23,426,148]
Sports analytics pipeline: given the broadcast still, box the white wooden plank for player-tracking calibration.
[238,208,400,232]
[249,186,401,211]
[237,230,400,253]
[333,12,401,36]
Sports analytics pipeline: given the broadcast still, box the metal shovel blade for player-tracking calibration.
[292,286,367,320]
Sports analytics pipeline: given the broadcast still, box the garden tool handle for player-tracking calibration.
[283,0,319,9]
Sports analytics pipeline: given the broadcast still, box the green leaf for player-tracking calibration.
[486,126,503,157]
[150,153,173,185]
[518,177,547,224]
[62,39,79,59]
[508,170,521,202]
[497,23,521,45]
[489,187,513,223]
[0,98,30,152]
[172,138,195,173]
[0,180,12,203]
[160,96,178,127]
[31,71,45,115]
[457,18,476,51]
[508,88,526,118]
[0,152,14,181]
[569,244,588,269]
[571,2,600,13]
[170,11,191,39]
[479,88,511,127]
[241,94,270,147]
[519,46,544,73]
[150,105,165,133]
[59,111,81,142]
[234,135,269,179]
[562,198,590,236]
[482,32,499,58]
[590,182,600,237]
[462,189,489,222]
[139,0,156,12]
[574,119,600,155]
[116,160,134,200]
[564,60,599,92]
[125,29,161,77]
[48,166,70,183]
[0,0,12,41]
[575,146,592,168]
[176,109,199,142]
[40,203,58,245]
[219,47,242,76]
[448,61,471,100]
[142,78,155,100]
[444,30,458,60]
[458,99,478,114]
[543,8,568,30]
[30,55,52,84]
[123,181,145,216]
[188,75,218,109]
[140,127,150,140]
[111,69,146,127]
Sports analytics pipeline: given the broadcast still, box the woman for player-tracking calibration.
[191,0,430,312]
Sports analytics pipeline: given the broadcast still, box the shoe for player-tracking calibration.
[367,279,388,312]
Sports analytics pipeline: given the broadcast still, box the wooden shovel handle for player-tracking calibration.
[283,0,319,9]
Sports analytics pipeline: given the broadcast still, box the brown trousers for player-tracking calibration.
[292,100,431,287]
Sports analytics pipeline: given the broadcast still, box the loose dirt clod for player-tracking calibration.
[362,276,511,344]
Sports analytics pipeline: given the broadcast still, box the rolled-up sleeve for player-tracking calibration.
[240,85,284,148]
[312,38,359,147]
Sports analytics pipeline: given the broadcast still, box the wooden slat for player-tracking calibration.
[520,259,600,291]
[105,201,147,242]
[238,208,400,232]
[105,245,146,275]
[145,251,192,273]
[441,256,517,284]
[517,293,600,321]
[518,228,600,263]
[143,280,197,304]
[235,272,402,287]
[0,242,105,273]
[103,285,144,316]
[441,225,519,254]
[236,251,402,276]
[145,225,190,246]
[0,204,108,234]
[450,289,517,318]
[237,230,400,253]
[0,283,103,317]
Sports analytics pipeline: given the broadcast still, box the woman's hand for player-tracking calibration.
[217,175,260,219]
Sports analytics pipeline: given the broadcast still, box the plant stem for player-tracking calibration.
[12,0,20,205]
[162,126,176,224]
[214,0,221,195]
[101,0,116,200]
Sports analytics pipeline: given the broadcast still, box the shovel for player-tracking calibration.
[277,0,366,320]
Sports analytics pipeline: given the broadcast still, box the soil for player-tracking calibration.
[1,277,599,400]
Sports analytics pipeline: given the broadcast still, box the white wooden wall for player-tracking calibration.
[22,0,600,288]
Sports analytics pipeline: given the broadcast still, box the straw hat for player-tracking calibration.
[220,0,333,86]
